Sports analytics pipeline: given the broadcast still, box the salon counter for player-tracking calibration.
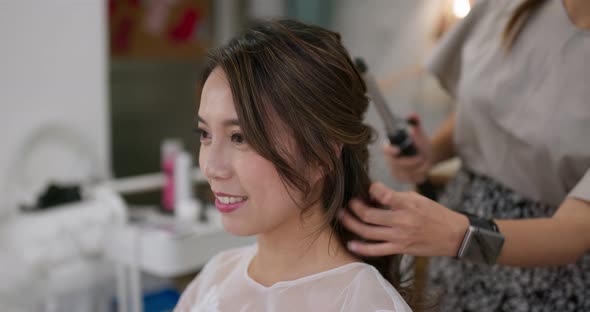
[105,207,254,312]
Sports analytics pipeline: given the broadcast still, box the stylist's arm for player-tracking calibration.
[342,184,590,266]
[342,112,590,267]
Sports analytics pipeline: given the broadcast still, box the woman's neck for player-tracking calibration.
[248,206,359,287]
[564,0,590,29]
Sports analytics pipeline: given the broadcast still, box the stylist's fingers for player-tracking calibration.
[407,114,427,145]
[407,115,433,167]
[382,144,399,158]
[382,143,424,169]
[402,170,426,184]
[409,161,432,184]
[348,199,396,227]
[339,209,395,242]
[346,241,404,257]
[390,153,425,168]
[368,182,406,209]
[382,142,429,184]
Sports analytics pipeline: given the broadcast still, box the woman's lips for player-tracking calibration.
[214,192,248,213]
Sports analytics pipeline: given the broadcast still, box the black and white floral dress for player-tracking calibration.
[428,168,590,312]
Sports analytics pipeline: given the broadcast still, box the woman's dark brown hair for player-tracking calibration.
[199,19,417,307]
[502,0,547,50]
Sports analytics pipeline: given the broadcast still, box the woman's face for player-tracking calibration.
[197,68,309,236]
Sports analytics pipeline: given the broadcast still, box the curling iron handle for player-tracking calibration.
[388,130,417,157]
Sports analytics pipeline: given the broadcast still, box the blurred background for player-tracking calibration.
[0,0,470,311]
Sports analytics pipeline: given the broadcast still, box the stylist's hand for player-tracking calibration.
[341,181,469,257]
[384,114,432,183]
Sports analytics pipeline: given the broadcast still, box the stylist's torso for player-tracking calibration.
[428,0,590,207]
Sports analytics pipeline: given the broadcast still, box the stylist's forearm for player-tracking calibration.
[495,198,590,267]
[430,112,456,164]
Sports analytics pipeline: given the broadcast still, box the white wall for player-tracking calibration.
[0,1,109,216]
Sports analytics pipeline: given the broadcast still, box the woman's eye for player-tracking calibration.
[194,128,210,141]
[231,132,245,144]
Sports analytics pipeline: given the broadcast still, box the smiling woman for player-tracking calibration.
[173,19,415,312]
[196,67,329,237]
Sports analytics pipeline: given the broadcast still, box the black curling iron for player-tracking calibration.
[354,58,437,200]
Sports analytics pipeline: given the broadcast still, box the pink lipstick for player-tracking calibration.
[214,192,248,213]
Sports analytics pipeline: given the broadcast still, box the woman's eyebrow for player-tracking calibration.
[197,115,240,127]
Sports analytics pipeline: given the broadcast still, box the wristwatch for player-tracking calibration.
[456,211,505,265]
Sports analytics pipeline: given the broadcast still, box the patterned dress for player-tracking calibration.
[428,168,590,311]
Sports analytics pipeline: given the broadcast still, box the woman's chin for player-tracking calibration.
[221,217,258,236]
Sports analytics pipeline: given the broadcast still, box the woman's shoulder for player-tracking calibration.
[304,263,412,312]
[344,264,413,311]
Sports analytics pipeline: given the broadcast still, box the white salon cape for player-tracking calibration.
[174,245,412,312]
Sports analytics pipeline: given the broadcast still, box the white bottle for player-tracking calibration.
[174,151,198,221]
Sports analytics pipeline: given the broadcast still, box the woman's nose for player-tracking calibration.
[201,146,232,180]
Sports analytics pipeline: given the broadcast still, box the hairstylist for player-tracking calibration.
[341,0,590,310]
